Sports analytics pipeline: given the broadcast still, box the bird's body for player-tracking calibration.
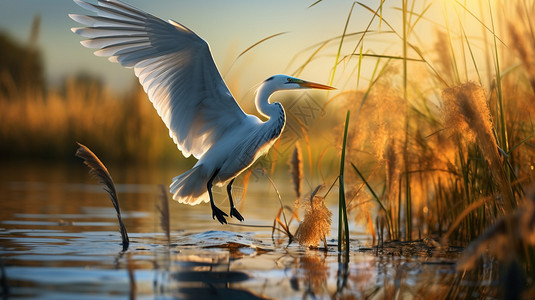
[71,0,334,224]
[171,106,284,205]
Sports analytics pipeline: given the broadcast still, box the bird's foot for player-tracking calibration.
[211,204,228,224]
[230,207,244,222]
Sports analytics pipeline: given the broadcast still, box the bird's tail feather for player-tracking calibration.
[170,165,209,205]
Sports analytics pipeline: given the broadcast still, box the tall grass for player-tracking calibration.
[338,110,351,254]
[302,0,535,293]
[327,0,534,242]
[291,0,535,273]
[0,76,180,164]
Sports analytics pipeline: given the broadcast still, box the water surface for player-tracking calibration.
[0,162,459,299]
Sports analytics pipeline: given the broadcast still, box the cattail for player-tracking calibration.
[288,142,303,199]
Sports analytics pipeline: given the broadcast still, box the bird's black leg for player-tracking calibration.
[227,178,244,221]
[208,171,228,224]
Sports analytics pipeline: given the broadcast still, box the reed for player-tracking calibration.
[288,6,535,286]
[338,110,350,254]
[294,185,332,248]
[227,0,533,256]
[75,142,129,251]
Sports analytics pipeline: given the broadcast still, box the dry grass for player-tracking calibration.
[295,187,332,248]
[0,77,178,164]
[314,0,535,246]
[301,0,535,295]
[442,82,515,212]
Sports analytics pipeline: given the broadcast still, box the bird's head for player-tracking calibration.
[255,74,335,118]
[264,74,335,91]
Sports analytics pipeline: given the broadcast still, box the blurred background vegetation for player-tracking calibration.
[0,17,190,165]
[2,1,535,251]
[0,14,340,167]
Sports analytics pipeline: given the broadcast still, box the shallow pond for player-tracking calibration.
[0,161,461,299]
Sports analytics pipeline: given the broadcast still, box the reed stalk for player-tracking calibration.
[338,110,351,254]
[351,162,392,239]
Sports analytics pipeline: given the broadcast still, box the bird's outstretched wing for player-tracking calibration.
[70,0,247,159]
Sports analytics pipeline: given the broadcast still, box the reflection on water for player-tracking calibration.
[0,162,460,299]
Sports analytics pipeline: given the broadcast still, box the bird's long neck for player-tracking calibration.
[255,82,286,140]
[255,82,285,121]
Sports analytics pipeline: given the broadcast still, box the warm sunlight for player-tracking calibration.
[1,0,535,298]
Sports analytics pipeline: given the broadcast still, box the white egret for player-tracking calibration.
[70,0,335,224]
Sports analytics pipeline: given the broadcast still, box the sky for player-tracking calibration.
[0,0,494,97]
[0,0,352,93]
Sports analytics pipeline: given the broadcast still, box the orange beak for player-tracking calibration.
[299,80,336,90]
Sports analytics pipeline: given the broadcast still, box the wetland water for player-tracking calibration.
[1,162,460,299]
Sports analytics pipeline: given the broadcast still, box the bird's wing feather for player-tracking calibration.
[70,0,247,159]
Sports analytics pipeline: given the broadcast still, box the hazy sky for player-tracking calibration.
[0,1,487,96]
[0,1,406,92]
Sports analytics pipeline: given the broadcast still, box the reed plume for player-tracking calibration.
[295,186,332,247]
[442,82,515,211]
[434,30,455,84]
[507,22,535,94]
[75,142,129,250]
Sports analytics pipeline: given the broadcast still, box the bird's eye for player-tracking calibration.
[287,78,292,82]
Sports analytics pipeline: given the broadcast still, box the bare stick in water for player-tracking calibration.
[157,185,171,246]
[75,142,129,251]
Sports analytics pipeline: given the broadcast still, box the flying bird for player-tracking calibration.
[70,0,335,224]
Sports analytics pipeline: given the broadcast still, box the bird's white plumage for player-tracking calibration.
[70,0,246,159]
[71,1,335,216]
